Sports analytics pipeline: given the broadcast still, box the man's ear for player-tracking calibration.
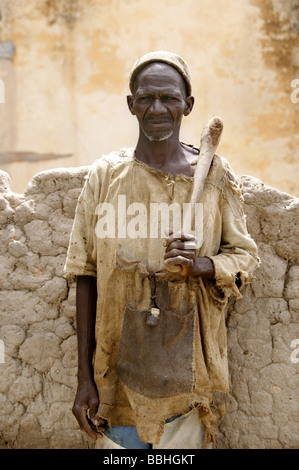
[183,96,195,116]
[127,95,135,115]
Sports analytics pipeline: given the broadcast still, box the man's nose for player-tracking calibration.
[149,98,167,114]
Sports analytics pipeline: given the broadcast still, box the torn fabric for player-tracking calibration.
[64,147,259,445]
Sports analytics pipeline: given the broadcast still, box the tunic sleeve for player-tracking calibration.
[207,160,260,299]
[64,166,99,279]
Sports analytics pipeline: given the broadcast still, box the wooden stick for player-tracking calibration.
[165,116,223,273]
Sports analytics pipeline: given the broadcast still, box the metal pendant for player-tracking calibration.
[146,307,160,326]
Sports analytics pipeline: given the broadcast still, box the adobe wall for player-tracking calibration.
[0,166,298,449]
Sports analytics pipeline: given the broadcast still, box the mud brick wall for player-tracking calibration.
[0,166,298,449]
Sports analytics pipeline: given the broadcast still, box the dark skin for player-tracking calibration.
[72,276,105,439]
[72,62,215,440]
[127,63,214,277]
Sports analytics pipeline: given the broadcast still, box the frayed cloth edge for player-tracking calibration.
[136,400,212,446]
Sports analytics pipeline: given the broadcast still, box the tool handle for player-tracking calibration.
[165,116,223,274]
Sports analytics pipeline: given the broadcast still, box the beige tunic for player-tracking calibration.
[64,147,259,445]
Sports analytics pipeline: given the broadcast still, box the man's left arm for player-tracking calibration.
[164,170,260,297]
[206,188,260,298]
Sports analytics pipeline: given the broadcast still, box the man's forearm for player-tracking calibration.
[76,275,97,383]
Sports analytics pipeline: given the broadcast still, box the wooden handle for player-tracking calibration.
[165,116,223,273]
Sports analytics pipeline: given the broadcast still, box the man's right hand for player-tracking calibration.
[72,379,105,440]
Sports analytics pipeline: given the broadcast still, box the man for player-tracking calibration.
[64,51,259,449]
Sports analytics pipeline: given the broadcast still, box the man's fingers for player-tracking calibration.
[164,255,193,267]
[165,240,197,252]
[183,241,197,250]
[78,411,98,439]
[164,249,195,261]
[73,405,103,440]
[163,230,198,275]
[89,401,103,427]
[164,228,173,237]
[164,255,194,276]
[164,231,198,248]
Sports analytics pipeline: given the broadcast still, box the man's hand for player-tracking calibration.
[74,276,103,440]
[72,379,105,440]
[163,231,215,278]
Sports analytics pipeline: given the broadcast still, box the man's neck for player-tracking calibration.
[135,132,185,172]
[134,131,197,178]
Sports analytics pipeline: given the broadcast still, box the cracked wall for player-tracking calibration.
[215,175,299,448]
[0,166,298,449]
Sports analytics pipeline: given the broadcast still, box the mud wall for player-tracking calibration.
[0,166,298,449]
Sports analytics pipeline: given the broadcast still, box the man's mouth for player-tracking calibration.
[142,118,173,141]
[145,119,170,126]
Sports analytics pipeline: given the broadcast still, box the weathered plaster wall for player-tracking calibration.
[0,0,298,195]
[0,166,298,449]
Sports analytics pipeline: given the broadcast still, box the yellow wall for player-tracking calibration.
[0,0,298,195]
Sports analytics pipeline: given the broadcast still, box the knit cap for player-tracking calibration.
[129,51,192,96]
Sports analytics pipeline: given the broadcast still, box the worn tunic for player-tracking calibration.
[64,146,259,445]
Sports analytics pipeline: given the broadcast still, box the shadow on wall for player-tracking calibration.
[0,166,298,449]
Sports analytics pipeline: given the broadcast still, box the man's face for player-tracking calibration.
[127,63,194,142]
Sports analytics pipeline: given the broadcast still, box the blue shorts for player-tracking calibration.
[103,414,182,449]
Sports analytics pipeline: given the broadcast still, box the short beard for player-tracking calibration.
[142,129,174,142]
